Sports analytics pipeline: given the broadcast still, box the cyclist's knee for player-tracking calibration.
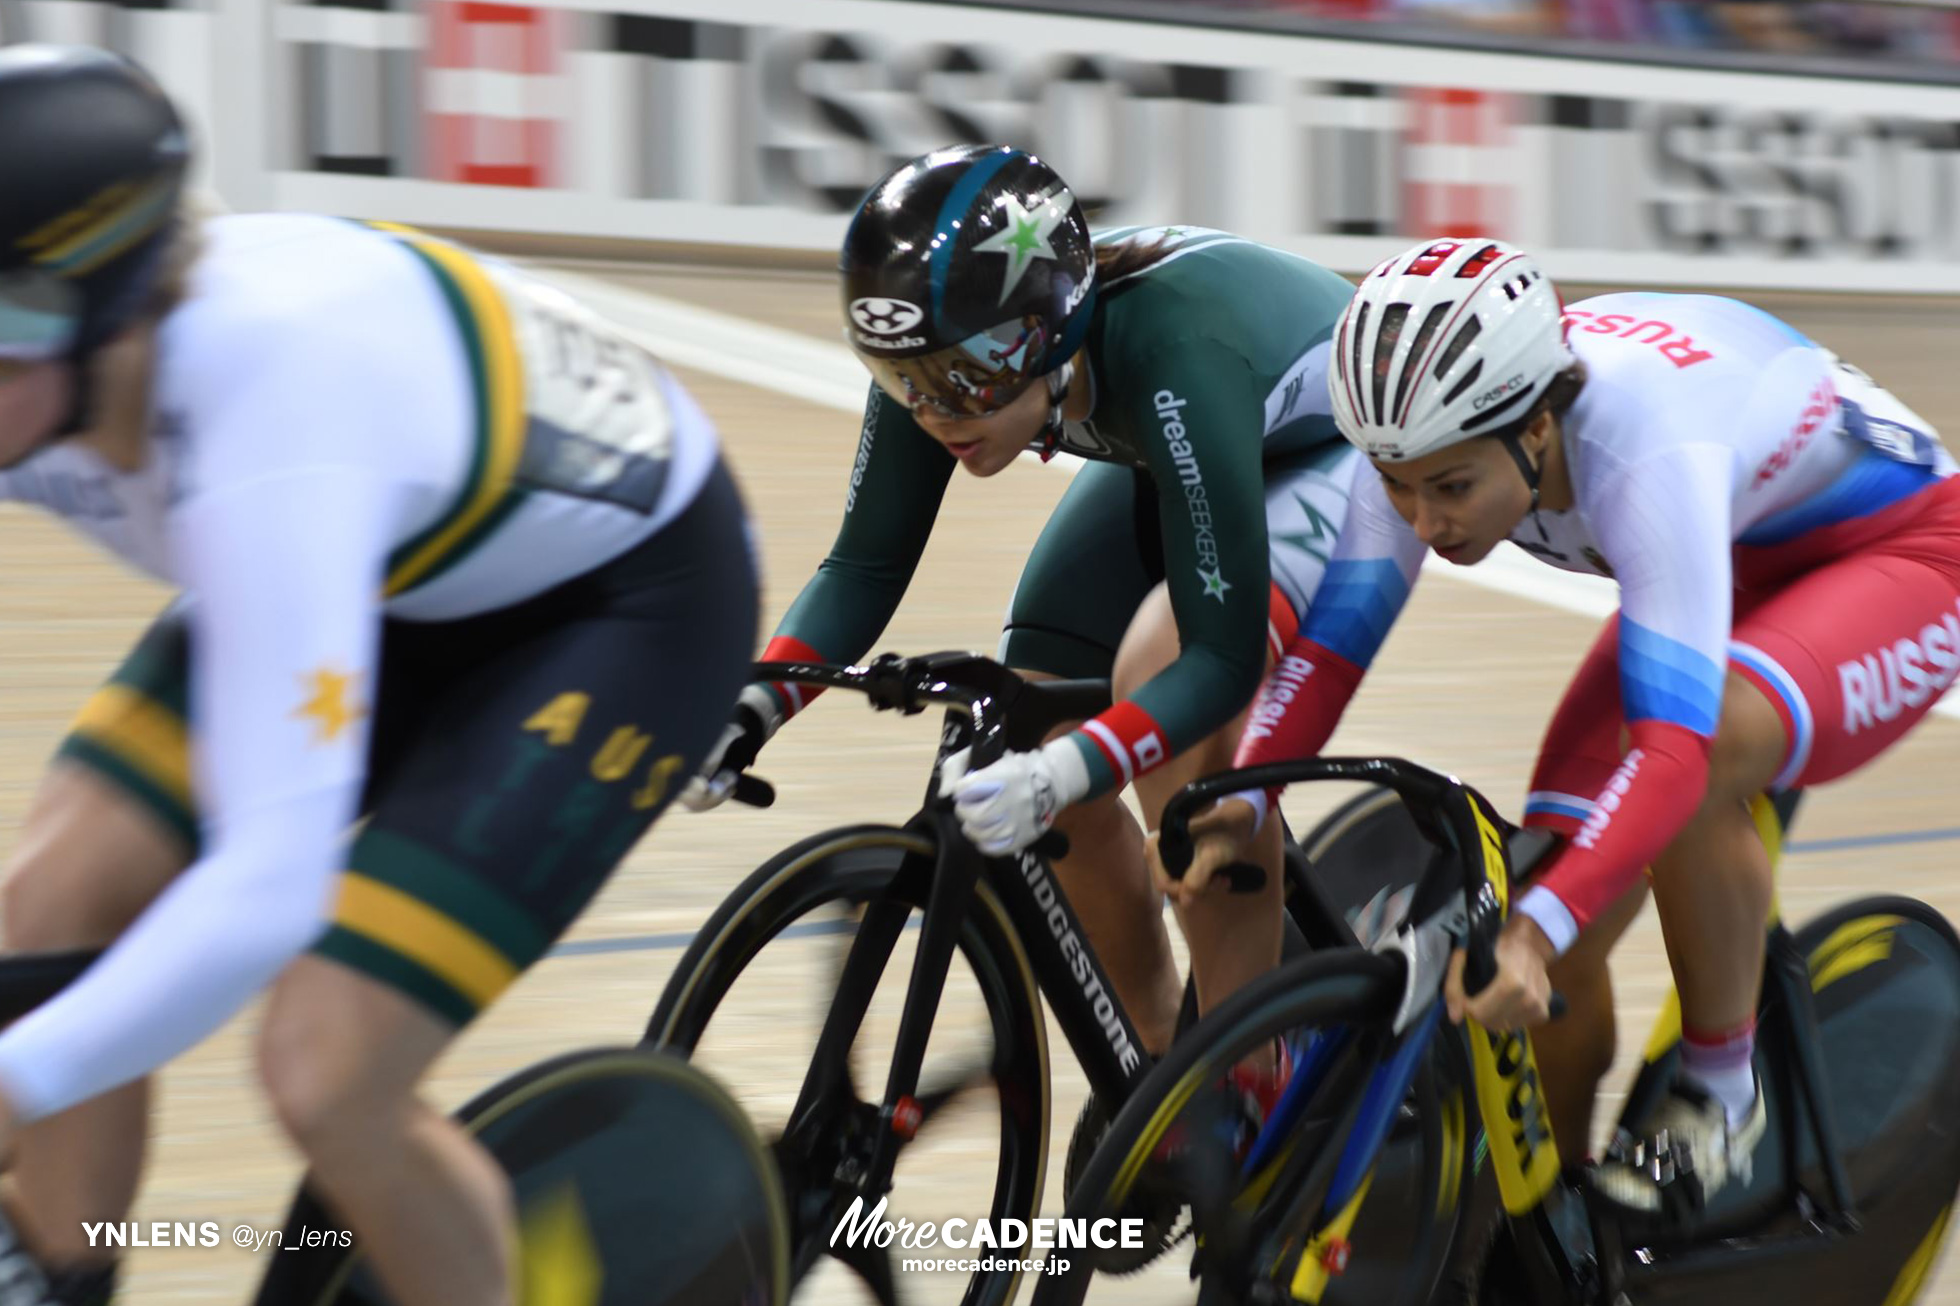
[258,958,450,1155]
[260,1029,390,1155]
[2,766,187,951]
[1703,672,1787,810]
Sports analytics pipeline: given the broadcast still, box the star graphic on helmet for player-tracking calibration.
[974,188,1070,305]
[1198,566,1232,602]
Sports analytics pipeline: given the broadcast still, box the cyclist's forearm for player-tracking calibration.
[761,561,915,718]
[1522,719,1712,954]
[1232,637,1364,771]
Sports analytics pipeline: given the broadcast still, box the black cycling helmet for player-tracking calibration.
[841,144,1096,420]
[0,45,190,364]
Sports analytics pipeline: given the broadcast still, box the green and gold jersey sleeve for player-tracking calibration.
[762,387,956,711]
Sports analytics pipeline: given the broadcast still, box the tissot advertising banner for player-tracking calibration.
[6,0,1959,290]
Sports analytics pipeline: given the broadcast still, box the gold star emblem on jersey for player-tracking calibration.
[294,666,366,744]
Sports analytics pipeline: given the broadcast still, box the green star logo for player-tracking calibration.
[1198,566,1232,602]
[974,187,1072,304]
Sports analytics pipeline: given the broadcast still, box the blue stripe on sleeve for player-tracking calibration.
[1299,558,1411,669]
[1619,619,1722,735]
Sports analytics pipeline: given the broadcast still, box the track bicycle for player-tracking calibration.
[1036,757,1960,1305]
[645,651,1483,1306]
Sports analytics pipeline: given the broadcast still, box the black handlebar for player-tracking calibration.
[750,652,1107,766]
[0,949,98,1023]
[728,651,1110,812]
[1160,757,1511,1001]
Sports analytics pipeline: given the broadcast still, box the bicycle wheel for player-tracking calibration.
[1614,896,1960,1305]
[256,1048,787,1306]
[645,824,1049,1306]
[1298,786,1431,948]
[1081,829,1324,1276]
[1033,949,1477,1306]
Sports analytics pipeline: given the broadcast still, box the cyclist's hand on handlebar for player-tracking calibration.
[1446,914,1559,1031]
[680,687,782,812]
[1151,797,1258,908]
[939,739,1091,856]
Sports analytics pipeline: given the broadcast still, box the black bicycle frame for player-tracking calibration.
[752,654,1158,1193]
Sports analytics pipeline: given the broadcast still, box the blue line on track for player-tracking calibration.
[1785,825,1960,855]
[553,914,858,958]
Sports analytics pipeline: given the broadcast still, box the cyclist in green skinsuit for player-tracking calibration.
[686,144,1358,1054]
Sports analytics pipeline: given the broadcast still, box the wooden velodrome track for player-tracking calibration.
[1,258,1958,1304]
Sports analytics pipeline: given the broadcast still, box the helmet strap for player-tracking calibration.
[1498,423,1551,545]
[1034,360,1074,464]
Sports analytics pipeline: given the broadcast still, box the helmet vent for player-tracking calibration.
[1349,299,1372,422]
[1432,315,1482,382]
[1394,300,1452,425]
[1371,302,1408,430]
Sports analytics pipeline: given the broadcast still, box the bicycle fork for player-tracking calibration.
[1215,1003,1456,1303]
[1277,1005,1445,1301]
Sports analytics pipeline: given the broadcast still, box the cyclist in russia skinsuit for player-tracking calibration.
[0,47,757,1306]
[685,144,1360,1057]
[1182,236,1959,1219]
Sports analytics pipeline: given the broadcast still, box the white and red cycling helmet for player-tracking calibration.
[1330,239,1573,462]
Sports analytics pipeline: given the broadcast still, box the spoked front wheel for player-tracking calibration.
[1033,949,1477,1306]
[646,824,1050,1306]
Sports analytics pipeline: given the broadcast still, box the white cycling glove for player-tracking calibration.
[939,737,1092,856]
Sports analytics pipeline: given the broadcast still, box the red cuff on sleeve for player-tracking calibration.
[760,635,826,717]
[1080,700,1171,787]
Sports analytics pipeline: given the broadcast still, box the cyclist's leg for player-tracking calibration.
[257,459,757,1306]
[1002,463,1180,1054]
[1117,581,1285,1019]
[3,610,197,1276]
[1522,614,1649,1156]
[1526,618,1781,1153]
[1646,672,1784,1118]
[1660,482,1960,1104]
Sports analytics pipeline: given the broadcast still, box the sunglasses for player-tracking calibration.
[0,268,80,363]
[858,317,1049,421]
